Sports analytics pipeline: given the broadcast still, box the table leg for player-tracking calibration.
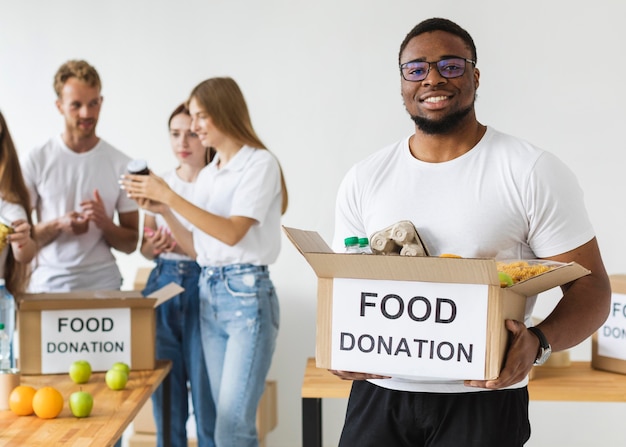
[302,397,322,447]
[162,369,171,447]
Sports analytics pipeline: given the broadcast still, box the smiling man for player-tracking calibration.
[21,60,138,293]
[331,18,611,446]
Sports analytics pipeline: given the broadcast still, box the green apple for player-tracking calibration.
[498,271,514,288]
[105,368,128,390]
[69,390,94,418]
[110,362,130,376]
[69,360,92,384]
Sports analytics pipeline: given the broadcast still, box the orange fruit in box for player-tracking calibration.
[9,385,37,416]
[32,386,64,419]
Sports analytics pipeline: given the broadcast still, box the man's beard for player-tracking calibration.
[410,105,473,135]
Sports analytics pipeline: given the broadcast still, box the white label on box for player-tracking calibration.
[331,278,489,380]
[598,292,626,360]
[40,308,131,373]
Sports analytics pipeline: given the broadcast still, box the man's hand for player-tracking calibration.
[81,189,113,231]
[464,319,537,389]
[58,211,89,235]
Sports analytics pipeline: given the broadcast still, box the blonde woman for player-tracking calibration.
[122,77,287,447]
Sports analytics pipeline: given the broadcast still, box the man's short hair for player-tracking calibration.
[53,60,101,98]
[399,18,477,64]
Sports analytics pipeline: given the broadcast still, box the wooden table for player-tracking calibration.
[0,360,172,447]
[301,357,626,447]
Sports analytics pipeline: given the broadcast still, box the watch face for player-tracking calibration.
[534,346,552,366]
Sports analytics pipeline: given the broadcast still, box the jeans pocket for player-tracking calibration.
[224,271,259,298]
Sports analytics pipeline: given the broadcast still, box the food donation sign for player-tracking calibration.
[331,278,489,379]
[598,292,626,360]
[40,308,131,373]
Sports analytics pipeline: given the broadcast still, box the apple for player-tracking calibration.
[105,368,128,390]
[498,271,514,288]
[110,362,130,376]
[69,360,92,384]
[69,390,93,418]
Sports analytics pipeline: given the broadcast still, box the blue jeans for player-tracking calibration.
[199,264,279,447]
[143,258,216,447]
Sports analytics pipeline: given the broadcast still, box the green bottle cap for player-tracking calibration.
[344,236,359,246]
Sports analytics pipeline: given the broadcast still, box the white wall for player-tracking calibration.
[2,1,626,446]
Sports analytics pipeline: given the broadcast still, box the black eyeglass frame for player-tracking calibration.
[399,57,476,82]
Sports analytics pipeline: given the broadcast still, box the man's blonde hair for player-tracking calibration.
[53,60,101,97]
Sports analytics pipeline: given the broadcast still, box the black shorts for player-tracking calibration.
[338,380,530,447]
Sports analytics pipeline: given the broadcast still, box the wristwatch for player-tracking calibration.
[528,326,552,366]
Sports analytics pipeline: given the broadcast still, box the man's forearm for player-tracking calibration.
[32,220,61,248]
[102,225,139,254]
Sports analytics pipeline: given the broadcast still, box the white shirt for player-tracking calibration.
[21,136,138,292]
[333,126,595,393]
[193,146,282,267]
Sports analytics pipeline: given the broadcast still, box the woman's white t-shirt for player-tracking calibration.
[192,146,282,267]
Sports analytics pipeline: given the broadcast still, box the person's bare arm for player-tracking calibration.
[8,219,37,263]
[466,237,611,389]
[121,173,255,246]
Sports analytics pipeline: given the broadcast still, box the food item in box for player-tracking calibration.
[369,220,429,256]
[496,260,563,286]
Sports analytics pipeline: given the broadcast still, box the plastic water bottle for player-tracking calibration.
[344,236,360,254]
[0,323,10,370]
[0,279,15,368]
[358,237,372,254]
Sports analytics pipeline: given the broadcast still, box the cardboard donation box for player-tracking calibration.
[17,284,182,375]
[284,227,591,380]
[592,275,626,374]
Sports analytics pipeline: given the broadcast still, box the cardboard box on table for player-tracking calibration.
[284,226,590,380]
[592,274,626,374]
[16,284,182,374]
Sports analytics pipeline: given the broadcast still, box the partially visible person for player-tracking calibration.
[140,103,216,447]
[121,77,288,447]
[21,59,139,292]
[0,111,37,296]
[330,17,611,447]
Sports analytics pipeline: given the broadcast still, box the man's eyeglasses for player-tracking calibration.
[400,57,476,82]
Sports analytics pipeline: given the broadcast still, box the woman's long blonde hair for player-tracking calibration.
[0,111,32,294]
[188,77,288,214]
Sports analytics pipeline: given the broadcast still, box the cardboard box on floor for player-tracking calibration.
[17,283,183,375]
[129,380,278,447]
[592,275,626,374]
[284,226,591,380]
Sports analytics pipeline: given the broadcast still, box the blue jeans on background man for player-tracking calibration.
[143,258,216,447]
[199,264,279,447]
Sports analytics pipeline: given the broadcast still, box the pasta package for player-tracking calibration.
[496,259,565,287]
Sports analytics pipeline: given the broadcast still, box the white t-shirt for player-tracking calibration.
[152,169,197,262]
[0,200,28,280]
[21,136,138,292]
[193,146,282,267]
[333,126,595,393]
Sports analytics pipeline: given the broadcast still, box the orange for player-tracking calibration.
[32,386,64,419]
[439,253,462,258]
[9,385,37,416]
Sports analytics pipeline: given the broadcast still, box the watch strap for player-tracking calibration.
[528,326,551,365]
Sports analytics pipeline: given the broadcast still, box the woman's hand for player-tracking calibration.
[119,172,174,205]
[144,226,177,256]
